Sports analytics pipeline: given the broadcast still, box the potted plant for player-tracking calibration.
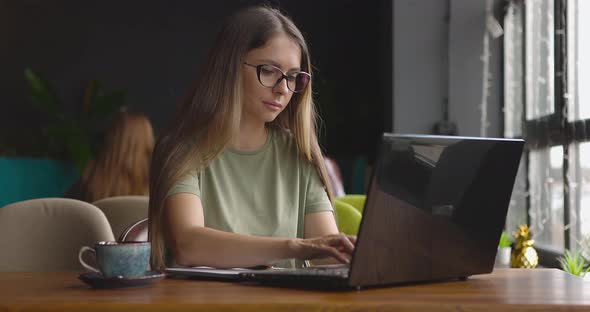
[558,249,590,278]
[496,231,512,266]
[0,69,127,207]
[24,67,127,171]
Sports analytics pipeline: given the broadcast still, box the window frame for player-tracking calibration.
[504,0,590,268]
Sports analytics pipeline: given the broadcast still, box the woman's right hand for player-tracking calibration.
[288,234,357,264]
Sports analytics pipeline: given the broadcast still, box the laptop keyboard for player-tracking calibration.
[269,266,350,278]
[238,265,351,289]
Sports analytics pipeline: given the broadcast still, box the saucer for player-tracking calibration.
[79,271,166,289]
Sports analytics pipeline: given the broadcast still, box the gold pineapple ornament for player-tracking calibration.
[511,224,539,268]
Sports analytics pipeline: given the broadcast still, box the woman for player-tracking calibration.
[149,6,355,270]
[65,110,154,203]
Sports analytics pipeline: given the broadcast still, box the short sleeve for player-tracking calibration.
[305,165,333,213]
[166,170,201,198]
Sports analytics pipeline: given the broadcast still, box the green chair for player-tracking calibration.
[325,156,367,235]
[333,200,362,235]
[335,194,366,214]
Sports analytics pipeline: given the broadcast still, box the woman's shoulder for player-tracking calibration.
[270,126,292,138]
[269,127,314,169]
[270,127,296,148]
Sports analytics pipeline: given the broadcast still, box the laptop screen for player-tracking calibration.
[349,134,524,287]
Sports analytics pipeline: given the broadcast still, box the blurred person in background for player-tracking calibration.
[65,110,155,202]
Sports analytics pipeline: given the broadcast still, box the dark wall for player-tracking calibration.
[0,0,392,164]
[0,1,237,130]
[282,1,393,158]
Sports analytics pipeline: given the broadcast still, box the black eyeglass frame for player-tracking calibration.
[243,62,311,93]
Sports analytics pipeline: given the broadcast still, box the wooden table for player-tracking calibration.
[0,269,589,311]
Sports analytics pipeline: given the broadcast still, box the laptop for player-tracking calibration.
[168,134,525,290]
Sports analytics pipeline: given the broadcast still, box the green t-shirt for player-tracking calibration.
[166,128,333,267]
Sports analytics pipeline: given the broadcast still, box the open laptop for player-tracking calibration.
[168,134,525,290]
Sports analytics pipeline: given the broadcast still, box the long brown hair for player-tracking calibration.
[149,6,334,270]
[80,111,154,202]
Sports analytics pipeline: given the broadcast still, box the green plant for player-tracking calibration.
[498,231,512,248]
[558,249,590,277]
[24,67,126,171]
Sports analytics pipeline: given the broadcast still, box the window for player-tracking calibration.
[528,146,564,252]
[504,0,590,266]
[568,0,590,253]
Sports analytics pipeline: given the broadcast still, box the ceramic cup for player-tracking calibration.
[78,241,150,278]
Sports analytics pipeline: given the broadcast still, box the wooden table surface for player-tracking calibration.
[0,269,589,311]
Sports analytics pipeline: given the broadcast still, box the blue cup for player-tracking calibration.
[78,241,150,278]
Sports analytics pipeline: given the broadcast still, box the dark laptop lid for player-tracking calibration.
[348,134,524,287]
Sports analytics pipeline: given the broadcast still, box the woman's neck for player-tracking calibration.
[231,120,268,152]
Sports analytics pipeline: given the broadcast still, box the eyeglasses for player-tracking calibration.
[243,62,311,93]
